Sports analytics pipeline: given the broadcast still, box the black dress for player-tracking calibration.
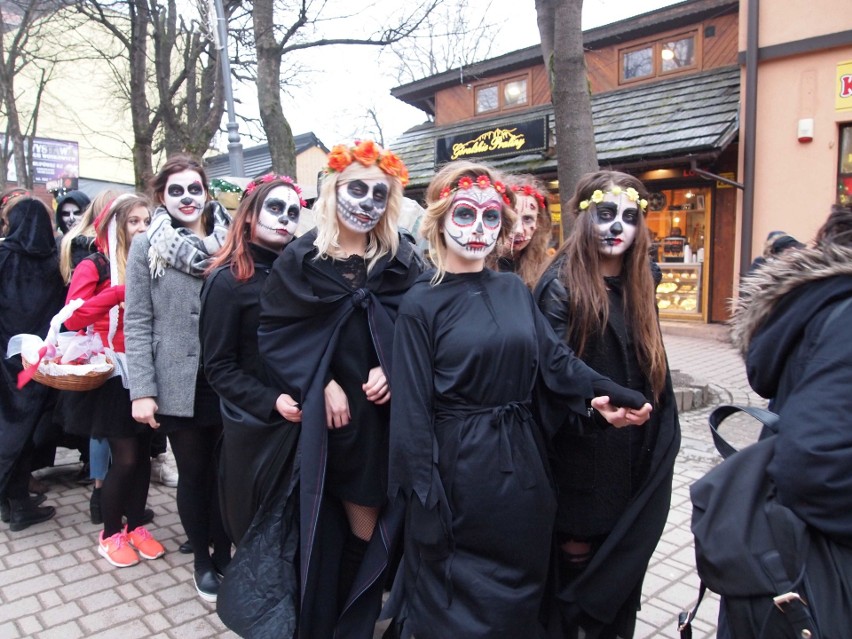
[249,229,423,639]
[387,269,639,639]
[535,263,680,638]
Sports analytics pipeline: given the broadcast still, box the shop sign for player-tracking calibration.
[837,60,852,112]
[435,117,547,164]
[3,135,79,184]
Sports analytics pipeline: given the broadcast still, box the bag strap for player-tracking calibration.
[677,581,706,639]
[707,404,780,459]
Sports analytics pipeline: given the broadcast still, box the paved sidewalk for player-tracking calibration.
[0,325,764,639]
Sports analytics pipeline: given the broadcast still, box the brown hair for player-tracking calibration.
[420,160,517,284]
[497,173,552,289]
[552,169,667,398]
[148,154,211,229]
[208,176,302,281]
[815,204,852,248]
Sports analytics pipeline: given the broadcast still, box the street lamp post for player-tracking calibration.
[211,0,244,177]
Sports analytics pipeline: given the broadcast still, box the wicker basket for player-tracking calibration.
[22,356,114,391]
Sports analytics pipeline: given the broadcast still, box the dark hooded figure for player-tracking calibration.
[55,190,91,236]
[725,204,852,637]
[0,193,66,531]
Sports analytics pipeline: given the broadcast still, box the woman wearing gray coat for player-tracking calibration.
[124,154,230,603]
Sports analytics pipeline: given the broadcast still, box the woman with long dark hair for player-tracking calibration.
[124,154,230,601]
[535,170,680,638]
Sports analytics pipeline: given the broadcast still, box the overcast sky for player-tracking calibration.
[223,0,681,152]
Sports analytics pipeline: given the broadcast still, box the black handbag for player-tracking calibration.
[679,405,852,639]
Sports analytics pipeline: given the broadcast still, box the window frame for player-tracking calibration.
[473,73,531,116]
[838,123,852,205]
[619,29,700,85]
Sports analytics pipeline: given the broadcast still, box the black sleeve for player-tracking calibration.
[536,275,571,340]
[201,271,280,421]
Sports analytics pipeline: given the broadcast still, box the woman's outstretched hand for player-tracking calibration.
[591,396,653,428]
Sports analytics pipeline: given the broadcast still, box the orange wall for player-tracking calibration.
[739,0,852,50]
[746,50,852,259]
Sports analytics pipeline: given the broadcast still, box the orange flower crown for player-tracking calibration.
[325,140,410,187]
[438,175,512,205]
[511,183,547,211]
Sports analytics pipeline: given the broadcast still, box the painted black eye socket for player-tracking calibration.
[187,183,204,196]
[622,209,639,225]
[167,185,185,197]
[347,181,368,198]
[372,184,388,204]
[287,205,301,220]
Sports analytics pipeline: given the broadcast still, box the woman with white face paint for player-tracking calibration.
[488,174,553,289]
[386,161,653,639]
[200,175,303,548]
[534,170,680,639]
[255,141,421,639]
[124,154,231,603]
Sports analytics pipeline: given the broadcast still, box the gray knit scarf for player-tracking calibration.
[146,203,230,279]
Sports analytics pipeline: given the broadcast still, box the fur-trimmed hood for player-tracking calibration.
[730,244,852,356]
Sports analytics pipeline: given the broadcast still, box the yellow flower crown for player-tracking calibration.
[578,186,648,212]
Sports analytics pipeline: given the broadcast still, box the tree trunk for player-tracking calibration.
[253,0,296,177]
[536,0,598,238]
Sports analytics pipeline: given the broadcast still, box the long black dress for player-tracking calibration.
[0,199,66,501]
[387,269,646,639]
[252,229,422,639]
[535,262,680,637]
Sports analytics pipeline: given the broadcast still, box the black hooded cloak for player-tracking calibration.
[0,198,66,498]
[54,190,91,235]
[218,229,421,639]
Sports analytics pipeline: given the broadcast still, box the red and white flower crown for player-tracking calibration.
[438,174,512,205]
[242,173,306,207]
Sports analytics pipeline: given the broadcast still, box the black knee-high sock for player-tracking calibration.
[338,532,369,611]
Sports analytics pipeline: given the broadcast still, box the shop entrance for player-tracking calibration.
[645,184,711,319]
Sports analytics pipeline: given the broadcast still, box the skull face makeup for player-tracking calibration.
[253,185,301,251]
[60,202,83,231]
[590,190,638,259]
[163,169,206,224]
[442,186,502,262]
[336,177,389,233]
[511,194,538,253]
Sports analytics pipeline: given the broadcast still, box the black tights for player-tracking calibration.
[103,431,153,537]
[168,427,230,571]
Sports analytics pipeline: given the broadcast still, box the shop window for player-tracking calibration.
[620,31,698,84]
[474,75,529,115]
[838,124,852,205]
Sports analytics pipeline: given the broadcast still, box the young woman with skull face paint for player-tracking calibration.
[254,141,421,639]
[199,175,304,552]
[534,170,680,639]
[385,161,653,639]
[124,154,231,602]
[487,173,553,289]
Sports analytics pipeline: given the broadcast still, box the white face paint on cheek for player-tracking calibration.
[442,187,502,262]
[162,169,206,224]
[592,192,638,258]
[336,177,390,234]
[511,195,538,252]
[254,186,301,251]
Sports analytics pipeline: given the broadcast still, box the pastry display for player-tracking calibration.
[656,265,701,314]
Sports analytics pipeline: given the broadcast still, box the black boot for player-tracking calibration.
[1,494,47,524]
[9,498,55,532]
[90,487,102,525]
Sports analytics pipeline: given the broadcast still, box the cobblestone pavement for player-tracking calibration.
[0,324,765,639]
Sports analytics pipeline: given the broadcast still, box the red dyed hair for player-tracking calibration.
[207,176,301,281]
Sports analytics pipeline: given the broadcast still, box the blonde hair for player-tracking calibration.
[94,193,151,284]
[420,161,517,284]
[312,161,403,272]
[59,191,115,284]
